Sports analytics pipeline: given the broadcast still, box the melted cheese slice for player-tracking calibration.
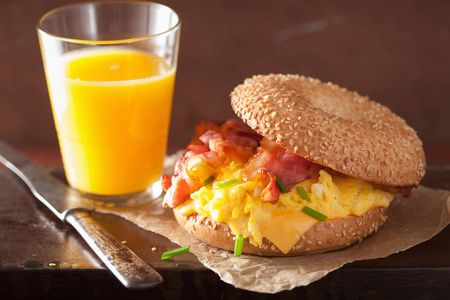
[259,210,319,254]
[176,201,319,254]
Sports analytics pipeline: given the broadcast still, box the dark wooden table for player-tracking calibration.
[0,147,449,299]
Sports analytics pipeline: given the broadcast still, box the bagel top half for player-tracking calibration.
[230,74,425,188]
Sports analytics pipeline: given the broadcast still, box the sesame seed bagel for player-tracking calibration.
[174,207,388,256]
[230,74,425,188]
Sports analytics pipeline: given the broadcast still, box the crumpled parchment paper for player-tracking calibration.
[98,153,450,294]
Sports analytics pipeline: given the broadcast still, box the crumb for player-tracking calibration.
[152,247,157,252]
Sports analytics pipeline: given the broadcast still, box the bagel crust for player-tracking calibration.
[230,74,425,187]
[174,207,388,256]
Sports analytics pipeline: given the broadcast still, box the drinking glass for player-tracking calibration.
[37,1,181,207]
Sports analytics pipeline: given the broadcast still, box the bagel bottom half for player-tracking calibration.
[173,206,388,256]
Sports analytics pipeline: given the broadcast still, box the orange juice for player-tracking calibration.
[48,48,175,195]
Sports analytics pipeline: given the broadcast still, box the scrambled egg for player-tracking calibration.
[175,162,394,253]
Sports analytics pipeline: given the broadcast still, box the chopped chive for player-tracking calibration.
[296,186,311,201]
[196,163,213,170]
[302,206,328,221]
[216,178,238,189]
[234,234,244,257]
[203,175,215,186]
[161,245,190,260]
[275,175,288,193]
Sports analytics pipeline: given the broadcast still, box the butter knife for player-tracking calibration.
[0,141,163,290]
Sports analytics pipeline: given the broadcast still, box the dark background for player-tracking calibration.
[1,0,449,161]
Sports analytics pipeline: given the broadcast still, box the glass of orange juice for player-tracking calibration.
[37,1,180,207]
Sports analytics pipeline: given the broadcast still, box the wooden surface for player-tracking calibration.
[1,0,450,299]
[0,160,449,299]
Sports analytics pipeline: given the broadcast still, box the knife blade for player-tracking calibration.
[0,141,163,290]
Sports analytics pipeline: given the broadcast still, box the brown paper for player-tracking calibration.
[98,153,450,294]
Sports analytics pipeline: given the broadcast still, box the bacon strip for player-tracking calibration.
[220,119,263,144]
[255,168,280,204]
[163,174,191,208]
[243,140,321,188]
[243,139,322,203]
[200,119,261,163]
[401,188,412,198]
[161,174,172,192]
[190,121,222,145]
[163,119,262,208]
[186,149,224,171]
[163,146,205,208]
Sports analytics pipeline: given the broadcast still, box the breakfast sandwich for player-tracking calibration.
[162,74,425,256]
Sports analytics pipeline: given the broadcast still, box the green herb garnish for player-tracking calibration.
[296,186,311,201]
[275,175,288,193]
[196,163,213,170]
[216,178,238,189]
[302,206,328,221]
[234,234,244,257]
[203,175,215,186]
[161,245,190,260]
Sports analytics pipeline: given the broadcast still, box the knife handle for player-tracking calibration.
[65,209,163,290]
